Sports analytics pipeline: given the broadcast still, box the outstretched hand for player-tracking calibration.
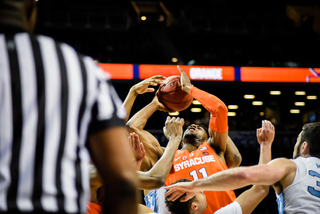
[128,132,145,170]
[256,120,275,146]
[177,65,193,93]
[164,182,196,202]
[163,116,184,140]
[131,75,166,95]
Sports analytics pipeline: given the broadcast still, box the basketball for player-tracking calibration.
[157,75,193,112]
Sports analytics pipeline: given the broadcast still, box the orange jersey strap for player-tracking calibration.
[86,201,103,214]
[189,87,228,133]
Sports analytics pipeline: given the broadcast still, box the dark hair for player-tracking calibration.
[300,122,320,158]
[199,125,209,139]
[165,179,196,214]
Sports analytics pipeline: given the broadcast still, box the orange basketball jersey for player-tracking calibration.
[165,142,236,214]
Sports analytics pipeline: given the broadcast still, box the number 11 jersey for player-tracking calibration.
[165,142,236,214]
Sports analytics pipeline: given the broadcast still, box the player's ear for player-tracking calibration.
[190,201,199,211]
[300,141,310,156]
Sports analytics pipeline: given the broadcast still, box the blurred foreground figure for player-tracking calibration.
[0,0,138,213]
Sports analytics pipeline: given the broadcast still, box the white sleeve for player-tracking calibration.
[213,201,242,214]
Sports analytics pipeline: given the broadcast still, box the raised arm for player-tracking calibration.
[122,75,166,122]
[137,116,184,190]
[178,66,239,165]
[126,96,170,171]
[234,120,274,214]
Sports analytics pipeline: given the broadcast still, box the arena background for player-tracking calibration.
[35,0,320,213]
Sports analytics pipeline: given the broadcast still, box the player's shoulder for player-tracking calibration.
[268,157,295,166]
[268,158,297,182]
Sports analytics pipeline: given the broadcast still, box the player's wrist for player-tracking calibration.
[169,134,182,140]
[260,141,272,147]
[129,86,139,96]
[183,84,194,93]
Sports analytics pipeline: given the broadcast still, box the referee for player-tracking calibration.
[0,0,138,214]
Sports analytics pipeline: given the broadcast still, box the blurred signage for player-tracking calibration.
[241,67,318,82]
[139,65,235,81]
[98,63,320,83]
[98,63,133,79]
[307,68,320,83]
[139,65,179,79]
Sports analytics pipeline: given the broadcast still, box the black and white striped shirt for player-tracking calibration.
[0,27,126,213]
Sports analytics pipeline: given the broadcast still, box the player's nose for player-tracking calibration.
[188,124,197,130]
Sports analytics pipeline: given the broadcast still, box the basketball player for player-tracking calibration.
[165,121,320,214]
[124,66,242,214]
[135,119,275,214]
[86,116,185,214]
[122,75,169,174]
[164,120,274,214]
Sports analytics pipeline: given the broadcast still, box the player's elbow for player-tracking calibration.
[255,185,270,198]
[233,168,255,186]
[244,165,272,185]
[227,153,242,168]
[138,174,165,190]
[152,177,166,189]
[217,103,228,115]
[234,153,242,167]
[260,185,270,197]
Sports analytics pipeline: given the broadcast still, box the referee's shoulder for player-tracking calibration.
[32,33,109,79]
[33,33,92,60]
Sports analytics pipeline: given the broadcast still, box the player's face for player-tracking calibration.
[183,124,207,141]
[194,191,207,212]
[293,131,303,159]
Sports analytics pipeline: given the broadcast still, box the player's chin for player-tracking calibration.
[184,133,197,139]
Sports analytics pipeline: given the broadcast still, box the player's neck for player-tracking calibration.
[181,143,198,153]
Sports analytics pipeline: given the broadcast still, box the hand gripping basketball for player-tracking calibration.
[156,75,193,112]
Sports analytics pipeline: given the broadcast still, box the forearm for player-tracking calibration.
[137,171,165,190]
[189,87,228,133]
[259,142,272,165]
[191,167,246,192]
[140,135,182,188]
[191,165,278,192]
[149,135,181,176]
[126,101,158,130]
[235,185,269,214]
[122,89,138,122]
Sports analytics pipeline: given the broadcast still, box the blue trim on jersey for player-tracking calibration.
[144,189,158,212]
[276,193,284,214]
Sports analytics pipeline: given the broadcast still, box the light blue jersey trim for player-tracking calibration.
[144,189,158,212]
[276,193,284,214]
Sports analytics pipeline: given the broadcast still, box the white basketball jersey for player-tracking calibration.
[276,157,320,214]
